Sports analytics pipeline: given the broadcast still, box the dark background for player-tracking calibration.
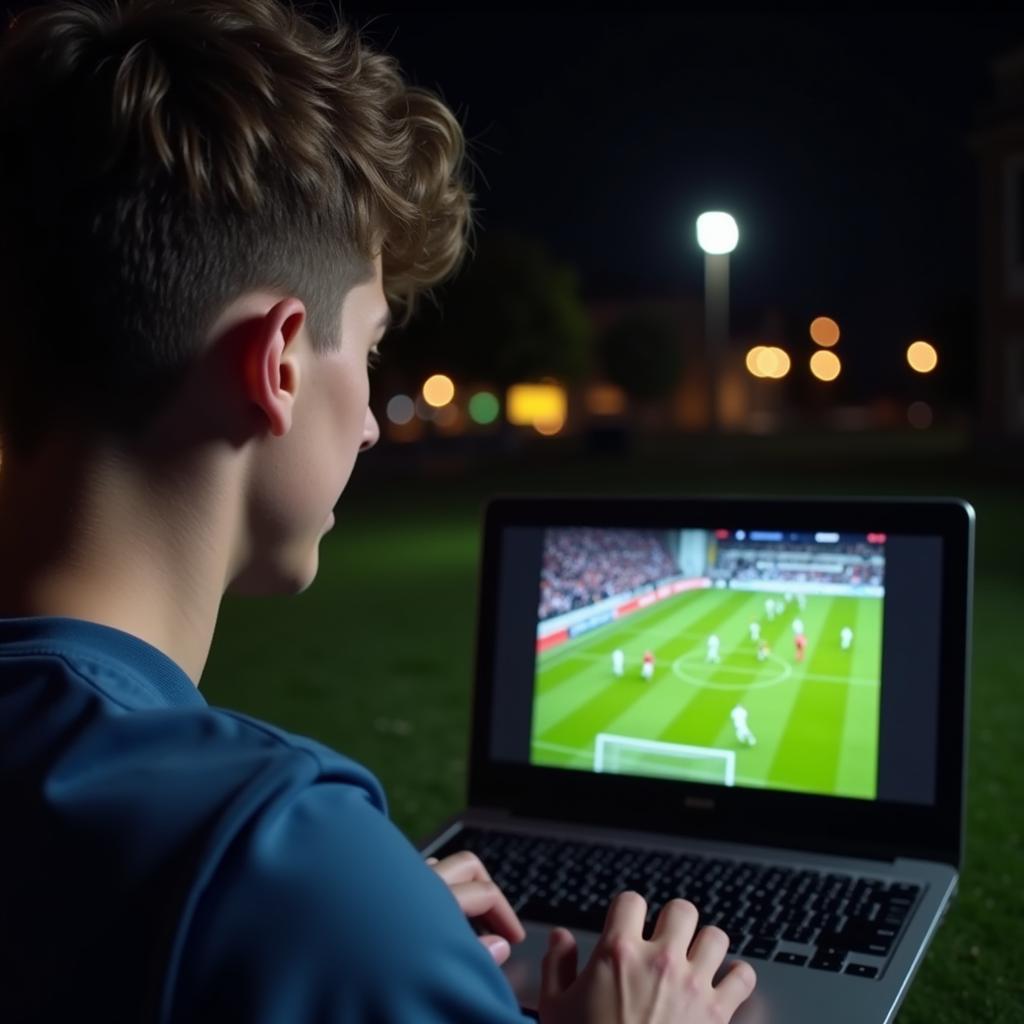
[339,8,1024,400]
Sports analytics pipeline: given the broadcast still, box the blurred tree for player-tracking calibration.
[386,230,591,387]
[599,308,683,404]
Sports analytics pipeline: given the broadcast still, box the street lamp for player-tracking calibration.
[696,212,739,432]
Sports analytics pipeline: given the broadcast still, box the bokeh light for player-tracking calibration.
[696,212,739,255]
[433,403,463,433]
[907,340,938,374]
[810,350,842,382]
[422,374,455,407]
[809,316,840,347]
[534,414,566,436]
[414,395,436,421]
[585,383,627,416]
[507,383,567,430]
[746,346,791,379]
[907,401,933,430]
[468,391,500,425]
[385,394,415,425]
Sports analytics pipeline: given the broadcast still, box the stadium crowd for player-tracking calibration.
[712,542,884,587]
[539,528,679,620]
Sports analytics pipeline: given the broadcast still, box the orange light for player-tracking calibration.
[810,316,840,347]
[534,415,565,436]
[422,374,455,407]
[810,350,841,382]
[746,346,766,377]
[748,346,791,380]
[907,340,938,374]
[586,383,627,416]
[771,348,791,379]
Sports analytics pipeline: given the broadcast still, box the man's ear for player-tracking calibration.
[242,298,307,437]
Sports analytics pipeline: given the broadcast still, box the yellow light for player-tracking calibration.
[810,316,840,347]
[422,374,455,407]
[773,348,791,379]
[746,346,766,377]
[506,383,567,428]
[907,340,938,374]
[810,350,841,382]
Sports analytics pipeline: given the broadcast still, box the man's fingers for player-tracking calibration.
[687,924,730,973]
[713,958,758,1016]
[428,850,491,886]
[601,890,647,943]
[444,879,526,943]
[478,933,512,965]
[650,898,700,946]
[540,927,578,1002]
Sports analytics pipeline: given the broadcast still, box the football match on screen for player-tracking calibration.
[530,526,885,800]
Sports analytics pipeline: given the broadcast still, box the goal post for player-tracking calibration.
[593,733,736,786]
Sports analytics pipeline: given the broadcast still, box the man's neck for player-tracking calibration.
[0,439,241,686]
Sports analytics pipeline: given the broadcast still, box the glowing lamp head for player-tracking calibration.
[696,212,739,255]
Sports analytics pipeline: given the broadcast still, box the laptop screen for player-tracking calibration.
[534,526,898,802]
[484,513,951,810]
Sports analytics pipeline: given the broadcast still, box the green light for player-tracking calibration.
[468,391,500,425]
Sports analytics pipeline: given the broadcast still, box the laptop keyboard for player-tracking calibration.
[430,827,922,979]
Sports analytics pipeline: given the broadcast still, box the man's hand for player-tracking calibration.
[426,851,526,965]
[540,892,756,1024]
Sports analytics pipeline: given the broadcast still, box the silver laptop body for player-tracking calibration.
[421,496,973,1024]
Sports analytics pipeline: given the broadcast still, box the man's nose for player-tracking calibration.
[360,407,380,451]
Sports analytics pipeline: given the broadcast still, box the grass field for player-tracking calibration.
[200,447,1024,1022]
[531,589,882,799]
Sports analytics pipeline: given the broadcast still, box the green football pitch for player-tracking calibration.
[531,589,882,800]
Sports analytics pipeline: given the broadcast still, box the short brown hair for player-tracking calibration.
[0,0,472,453]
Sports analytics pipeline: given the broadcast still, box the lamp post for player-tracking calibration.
[696,211,739,432]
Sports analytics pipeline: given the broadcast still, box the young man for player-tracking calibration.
[0,2,754,1023]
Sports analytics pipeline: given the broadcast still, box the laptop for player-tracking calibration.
[421,495,974,1024]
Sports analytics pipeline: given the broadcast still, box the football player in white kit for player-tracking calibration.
[764,598,775,621]
[731,704,757,746]
[706,634,721,663]
[612,648,625,677]
[792,617,805,635]
[749,621,761,642]
[840,626,854,650]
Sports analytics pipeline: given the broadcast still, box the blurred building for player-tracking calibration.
[974,44,1024,441]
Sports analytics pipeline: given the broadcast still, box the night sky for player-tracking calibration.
[341,9,1024,393]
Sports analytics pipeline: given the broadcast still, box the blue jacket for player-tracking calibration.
[0,616,528,1022]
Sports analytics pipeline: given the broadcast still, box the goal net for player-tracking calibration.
[593,733,736,786]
